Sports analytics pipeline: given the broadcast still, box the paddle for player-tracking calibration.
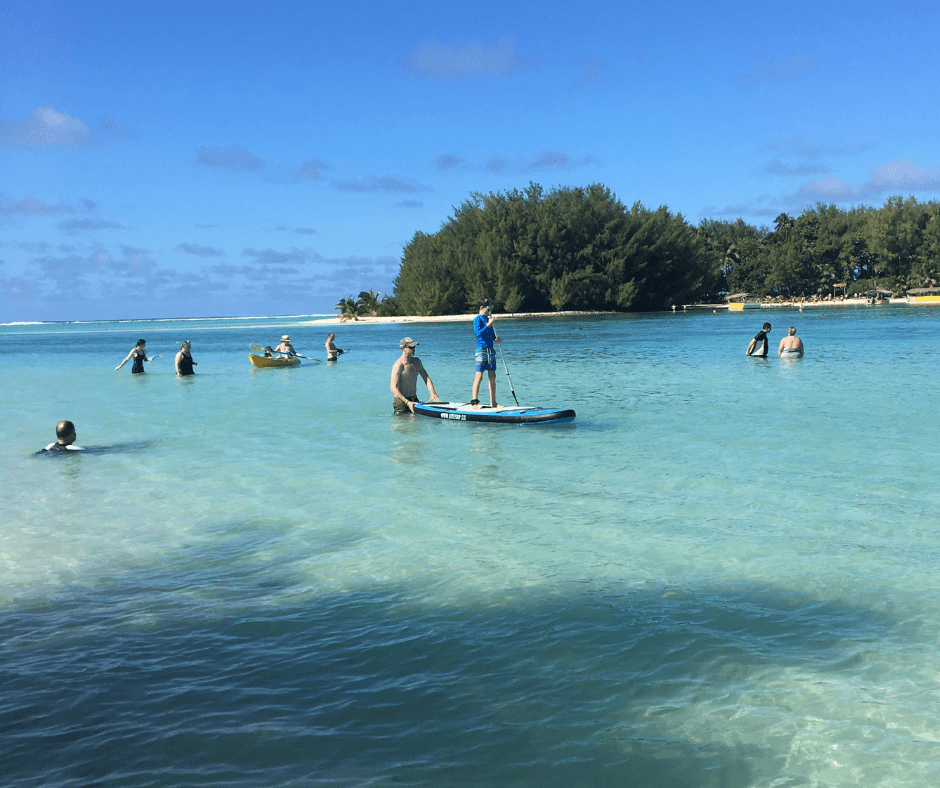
[483,297,520,406]
[249,343,319,361]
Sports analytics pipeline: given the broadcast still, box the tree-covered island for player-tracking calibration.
[340,184,940,316]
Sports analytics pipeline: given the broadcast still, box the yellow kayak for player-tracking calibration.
[249,353,300,368]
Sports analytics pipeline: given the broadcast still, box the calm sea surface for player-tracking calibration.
[2,307,940,787]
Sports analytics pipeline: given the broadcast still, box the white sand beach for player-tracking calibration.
[304,297,914,327]
[301,310,616,327]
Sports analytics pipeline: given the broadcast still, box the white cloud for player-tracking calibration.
[797,160,940,202]
[0,107,92,146]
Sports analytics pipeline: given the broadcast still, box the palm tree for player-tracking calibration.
[357,289,382,317]
[334,296,360,320]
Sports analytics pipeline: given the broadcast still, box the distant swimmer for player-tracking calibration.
[39,420,84,453]
[778,326,804,357]
[175,340,198,376]
[746,322,772,358]
[274,335,297,357]
[325,332,345,361]
[391,337,440,414]
[117,339,158,373]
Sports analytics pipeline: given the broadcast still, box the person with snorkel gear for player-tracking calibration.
[471,300,501,408]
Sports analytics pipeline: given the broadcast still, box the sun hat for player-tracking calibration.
[399,337,418,348]
[281,335,291,341]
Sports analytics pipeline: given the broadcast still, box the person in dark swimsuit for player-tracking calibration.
[175,340,197,376]
[117,339,157,373]
[39,420,83,452]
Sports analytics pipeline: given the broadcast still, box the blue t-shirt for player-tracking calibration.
[474,314,495,348]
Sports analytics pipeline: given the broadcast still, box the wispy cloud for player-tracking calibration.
[435,154,464,171]
[699,195,786,220]
[1,196,69,215]
[177,242,225,258]
[569,58,611,90]
[60,218,126,232]
[275,225,317,235]
[765,160,833,177]
[760,136,874,159]
[398,200,423,209]
[195,145,266,171]
[0,107,92,146]
[797,160,940,202]
[297,158,329,182]
[525,151,599,171]
[405,37,526,79]
[333,176,430,194]
[738,52,815,88]
[761,135,874,180]
[486,157,508,175]
[242,247,320,268]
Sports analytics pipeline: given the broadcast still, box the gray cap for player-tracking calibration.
[399,337,418,348]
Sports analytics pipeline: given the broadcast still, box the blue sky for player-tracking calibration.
[3,0,940,321]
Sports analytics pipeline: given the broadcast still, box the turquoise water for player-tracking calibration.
[3,307,940,787]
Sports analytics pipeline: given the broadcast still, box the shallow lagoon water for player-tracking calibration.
[2,307,940,787]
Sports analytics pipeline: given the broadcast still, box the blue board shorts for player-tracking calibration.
[475,347,497,372]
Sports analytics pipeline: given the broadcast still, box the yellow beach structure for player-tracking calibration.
[908,288,940,305]
[726,293,762,311]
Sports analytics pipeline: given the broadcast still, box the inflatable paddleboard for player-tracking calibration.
[249,353,300,368]
[412,401,575,424]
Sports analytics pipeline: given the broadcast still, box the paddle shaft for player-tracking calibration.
[491,325,520,406]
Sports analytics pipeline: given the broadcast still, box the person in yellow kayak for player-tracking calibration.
[274,335,298,357]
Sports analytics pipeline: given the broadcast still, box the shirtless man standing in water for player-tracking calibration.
[778,326,805,357]
[390,337,441,414]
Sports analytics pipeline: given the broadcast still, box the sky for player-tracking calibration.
[3,0,940,322]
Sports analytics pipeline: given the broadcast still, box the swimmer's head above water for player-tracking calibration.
[56,420,76,445]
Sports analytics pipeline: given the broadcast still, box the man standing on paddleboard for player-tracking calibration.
[391,337,440,414]
[471,301,501,408]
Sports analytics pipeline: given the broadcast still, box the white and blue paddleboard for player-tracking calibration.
[412,401,575,424]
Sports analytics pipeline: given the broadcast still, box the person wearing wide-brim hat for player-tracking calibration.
[274,334,297,357]
[390,337,440,414]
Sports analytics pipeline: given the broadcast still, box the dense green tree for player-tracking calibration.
[363,187,940,313]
